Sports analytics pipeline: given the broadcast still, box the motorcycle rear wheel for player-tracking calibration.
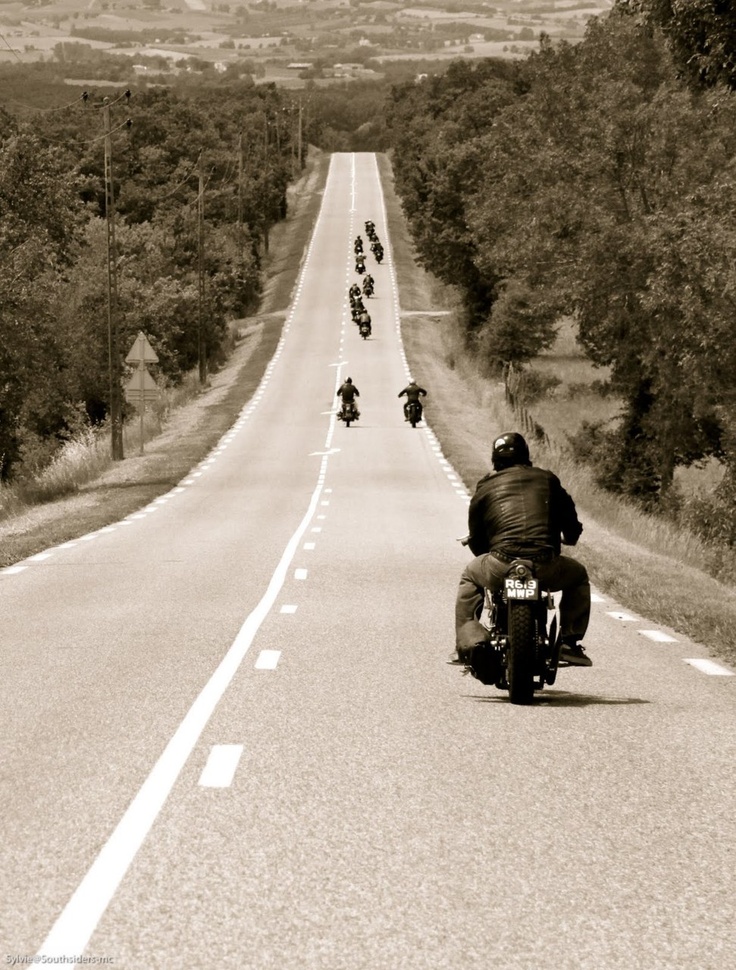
[507,602,536,705]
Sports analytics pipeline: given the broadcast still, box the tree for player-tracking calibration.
[0,132,87,479]
[616,0,736,89]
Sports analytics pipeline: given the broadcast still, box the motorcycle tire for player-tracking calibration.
[507,602,537,705]
[545,614,561,685]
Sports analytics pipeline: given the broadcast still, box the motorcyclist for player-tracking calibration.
[358,309,371,334]
[363,274,374,297]
[453,432,591,667]
[355,254,366,274]
[398,380,427,422]
[354,236,363,256]
[336,376,360,420]
[349,283,362,302]
[373,241,384,262]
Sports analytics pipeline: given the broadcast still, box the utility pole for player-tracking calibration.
[237,132,244,251]
[197,152,207,385]
[298,97,303,171]
[263,115,270,254]
[103,98,124,460]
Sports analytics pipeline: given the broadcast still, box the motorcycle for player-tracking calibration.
[355,256,366,275]
[359,318,371,339]
[373,244,384,264]
[354,237,364,256]
[363,276,374,298]
[338,401,359,427]
[406,400,422,427]
[351,298,365,323]
[456,537,563,705]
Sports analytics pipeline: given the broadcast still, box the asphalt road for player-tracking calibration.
[2,153,735,970]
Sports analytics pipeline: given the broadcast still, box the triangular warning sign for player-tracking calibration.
[125,363,158,392]
[125,331,159,364]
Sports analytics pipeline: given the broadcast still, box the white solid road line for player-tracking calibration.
[198,745,244,788]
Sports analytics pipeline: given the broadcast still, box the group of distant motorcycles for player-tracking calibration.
[349,221,382,341]
[338,221,385,427]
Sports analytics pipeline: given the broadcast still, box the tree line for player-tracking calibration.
[0,80,299,482]
[385,1,736,535]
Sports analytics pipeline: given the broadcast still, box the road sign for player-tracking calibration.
[125,361,159,454]
[125,331,159,364]
[124,363,159,408]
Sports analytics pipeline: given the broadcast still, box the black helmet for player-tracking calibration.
[346,376,352,383]
[491,432,530,471]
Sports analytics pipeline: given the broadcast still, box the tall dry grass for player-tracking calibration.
[0,365,209,523]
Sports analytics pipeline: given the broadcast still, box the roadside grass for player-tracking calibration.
[378,154,736,669]
[526,317,618,443]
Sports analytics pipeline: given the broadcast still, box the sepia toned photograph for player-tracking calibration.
[1,1,734,966]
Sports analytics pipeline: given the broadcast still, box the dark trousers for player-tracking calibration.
[455,553,590,650]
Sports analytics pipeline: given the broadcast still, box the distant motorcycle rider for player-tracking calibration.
[336,376,360,420]
[398,380,427,422]
[453,432,591,667]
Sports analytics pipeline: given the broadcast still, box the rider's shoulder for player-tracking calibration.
[474,471,495,490]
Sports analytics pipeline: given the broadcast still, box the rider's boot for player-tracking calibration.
[559,637,593,666]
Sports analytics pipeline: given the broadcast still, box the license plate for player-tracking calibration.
[505,578,539,600]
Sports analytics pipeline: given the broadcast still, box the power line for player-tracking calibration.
[0,29,23,64]
[3,92,90,114]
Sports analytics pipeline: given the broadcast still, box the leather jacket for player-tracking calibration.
[337,382,359,403]
[398,384,427,403]
[467,464,583,559]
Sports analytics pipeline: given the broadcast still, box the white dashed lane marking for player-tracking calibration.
[280,604,298,614]
[255,650,281,670]
[639,630,678,643]
[607,611,638,622]
[198,745,244,788]
[684,658,734,677]
[303,542,316,550]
